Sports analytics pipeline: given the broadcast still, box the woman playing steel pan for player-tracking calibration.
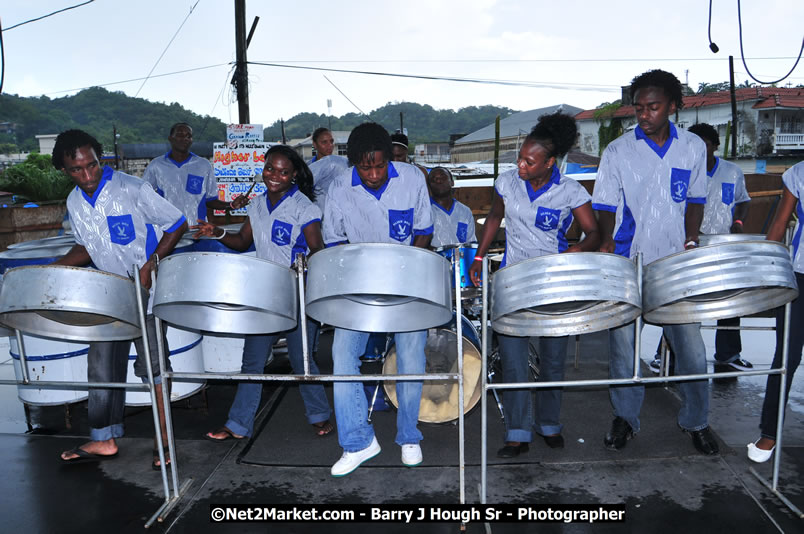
[194,145,334,441]
[468,112,600,457]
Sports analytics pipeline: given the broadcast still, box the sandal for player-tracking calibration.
[204,426,245,442]
[312,420,334,437]
[152,449,171,471]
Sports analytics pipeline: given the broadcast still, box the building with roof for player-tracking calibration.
[575,87,804,157]
[450,104,584,163]
[292,131,350,161]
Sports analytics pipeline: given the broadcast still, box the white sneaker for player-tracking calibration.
[401,443,423,466]
[331,436,381,477]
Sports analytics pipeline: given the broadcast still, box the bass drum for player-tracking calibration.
[382,315,482,423]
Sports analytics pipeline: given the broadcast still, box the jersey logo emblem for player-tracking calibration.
[186,173,204,195]
[456,222,468,243]
[388,208,414,242]
[670,168,691,203]
[107,214,136,245]
[721,183,735,205]
[271,220,293,246]
[534,207,560,231]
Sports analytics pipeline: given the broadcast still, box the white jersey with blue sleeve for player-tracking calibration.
[248,186,322,267]
[67,166,186,278]
[309,155,349,214]
[430,198,477,247]
[142,152,217,223]
[700,157,750,235]
[782,162,804,273]
[495,166,591,267]
[323,161,433,246]
[591,123,707,265]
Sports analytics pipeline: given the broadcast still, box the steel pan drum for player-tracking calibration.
[152,252,297,334]
[383,315,482,423]
[0,265,143,341]
[491,252,642,337]
[698,233,765,246]
[643,240,798,324]
[9,333,89,405]
[305,243,452,333]
[0,245,73,275]
[6,235,75,250]
[0,280,13,337]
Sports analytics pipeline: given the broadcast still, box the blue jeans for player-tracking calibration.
[332,328,426,452]
[714,317,742,363]
[760,271,804,439]
[609,321,708,432]
[89,314,169,441]
[498,334,569,442]
[224,319,331,437]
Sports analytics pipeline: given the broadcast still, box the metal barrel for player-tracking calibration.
[0,265,143,341]
[491,252,642,337]
[305,243,453,333]
[698,233,766,246]
[642,240,798,324]
[9,333,89,405]
[152,252,297,334]
[0,244,73,275]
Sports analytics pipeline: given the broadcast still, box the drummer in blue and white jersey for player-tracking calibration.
[427,166,477,248]
[194,144,333,442]
[747,160,804,463]
[308,129,349,213]
[51,129,187,468]
[592,69,718,456]
[469,112,600,458]
[323,122,433,477]
[143,123,234,223]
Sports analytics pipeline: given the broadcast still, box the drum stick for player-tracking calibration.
[231,182,257,209]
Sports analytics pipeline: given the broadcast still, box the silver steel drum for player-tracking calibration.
[305,243,452,333]
[0,265,143,341]
[0,244,73,274]
[0,280,13,337]
[491,252,642,337]
[6,235,75,250]
[152,252,297,334]
[642,240,798,324]
[698,233,766,247]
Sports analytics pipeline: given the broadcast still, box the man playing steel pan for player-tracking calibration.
[428,166,476,249]
[52,129,187,469]
[592,70,718,455]
[323,122,433,476]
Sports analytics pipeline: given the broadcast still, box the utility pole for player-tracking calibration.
[399,112,404,134]
[113,124,119,170]
[234,0,250,123]
[729,55,738,158]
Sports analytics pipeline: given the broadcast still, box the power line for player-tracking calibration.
[3,1,95,32]
[248,61,620,92]
[134,0,201,97]
[41,62,231,96]
[251,56,803,64]
[323,75,372,120]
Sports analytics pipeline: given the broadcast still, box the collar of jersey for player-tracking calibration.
[707,156,720,178]
[165,151,196,168]
[634,122,678,159]
[80,165,114,207]
[266,184,299,213]
[526,165,560,202]
[351,161,399,200]
[430,196,455,215]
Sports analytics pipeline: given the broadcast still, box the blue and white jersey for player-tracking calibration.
[309,155,349,214]
[495,166,591,267]
[248,186,322,267]
[67,166,186,278]
[782,162,804,273]
[700,157,750,235]
[142,152,217,223]
[323,161,433,246]
[430,198,477,248]
[591,123,707,265]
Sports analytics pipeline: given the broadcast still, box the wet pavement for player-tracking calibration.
[0,319,802,533]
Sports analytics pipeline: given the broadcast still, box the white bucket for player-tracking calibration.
[200,334,245,373]
[9,334,89,406]
[125,326,205,406]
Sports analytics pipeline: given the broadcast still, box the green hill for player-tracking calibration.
[0,88,518,154]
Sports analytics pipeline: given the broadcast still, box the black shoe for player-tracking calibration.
[604,417,634,450]
[685,427,719,455]
[543,434,564,449]
[496,442,529,458]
